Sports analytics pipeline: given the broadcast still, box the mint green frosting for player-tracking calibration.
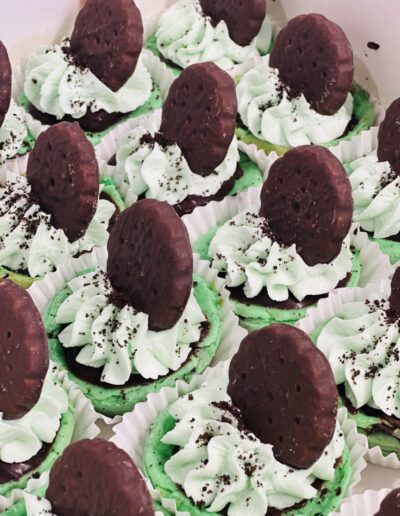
[0,174,115,278]
[237,61,353,147]
[0,100,30,164]
[54,268,206,385]
[348,152,400,239]
[0,365,68,464]
[162,374,344,515]
[316,294,400,418]
[24,38,153,120]
[208,208,353,302]
[155,0,272,70]
[105,126,239,206]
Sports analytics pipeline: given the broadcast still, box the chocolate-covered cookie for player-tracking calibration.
[269,14,354,115]
[377,97,400,175]
[27,122,99,242]
[0,279,48,420]
[160,62,237,177]
[260,145,353,266]
[228,324,337,469]
[388,267,400,316]
[107,199,193,331]
[199,0,266,46]
[47,439,154,516]
[70,0,143,92]
[0,41,12,128]
[375,488,400,516]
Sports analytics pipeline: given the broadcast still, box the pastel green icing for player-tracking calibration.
[370,236,400,264]
[229,152,263,196]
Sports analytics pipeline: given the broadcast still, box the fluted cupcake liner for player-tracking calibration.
[330,488,392,516]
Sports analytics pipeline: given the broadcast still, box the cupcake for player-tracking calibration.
[0,280,77,502]
[100,62,264,216]
[345,98,400,264]
[39,199,239,417]
[143,324,364,515]
[147,0,274,74]
[193,145,366,331]
[236,14,375,155]
[4,439,164,515]
[0,122,117,288]
[20,0,164,146]
[303,267,400,461]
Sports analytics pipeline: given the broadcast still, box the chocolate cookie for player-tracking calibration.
[377,97,400,175]
[259,145,353,266]
[199,0,266,46]
[27,122,99,242]
[388,267,400,316]
[228,324,338,469]
[70,0,143,92]
[107,199,193,331]
[269,14,354,115]
[0,279,48,420]
[0,41,12,128]
[47,439,154,516]
[375,489,400,516]
[160,62,237,177]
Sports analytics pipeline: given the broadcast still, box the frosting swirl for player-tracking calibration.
[348,152,400,239]
[0,173,115,278]
[24,38,153,120]
[55,268,206,385]
[106,126,239,206]
[0,365,69,463]
[155,0,272,70]
[0,100,29,164]
[237,62,353,147]
[163,374,344,515]
[208,208,353,302]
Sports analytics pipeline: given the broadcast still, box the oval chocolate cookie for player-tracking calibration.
[228,324,338,469]
[388,266,400,316]
[199,0,266,46]
[47,439,154,516]
[27,122,99,242]
[160,62,237,177]
[107,199,193,331]
[375,488,400,516]
[0,279,48,420]
[0,41,12,128]
[269,13,354,115]
[259,145,353,266]
[70,0,143,92]
[377,97,400,175]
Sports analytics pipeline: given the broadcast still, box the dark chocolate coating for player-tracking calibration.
[70,0,143,92]
[389,267,400,316]
[27,122,99,242]
[269,13,354,115]
[0,41,11,128]
[0,279,48,420]
[375,488,400,516]
[160,62,237,177]
[260,145,353,266]
[47,439,154,516]
[199,0,266,46]
[228,324,338,469]
[107,199,193,331]
[377,97,400,175]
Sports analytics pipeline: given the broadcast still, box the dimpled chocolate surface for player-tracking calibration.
[107,199,193,331]
[377,97,400,175]
[269,13,354,115]
[160,62,237,177]
[27,122,99,242]
[199,0,266,46]
[70,0,143,92]
[0,41,11,128]
[375,488,400,516]
[228,324,338,469]
[47,439,154,516]
[259,145,353,266]
[388,267,400,316]
[0,279,48,420]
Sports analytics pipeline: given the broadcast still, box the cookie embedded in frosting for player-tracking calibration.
[0,41,11,128]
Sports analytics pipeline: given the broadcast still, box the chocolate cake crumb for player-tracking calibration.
[367,41,380,50]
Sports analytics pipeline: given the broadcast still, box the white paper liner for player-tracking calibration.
[297,279,400,470]
[330,488,392,516]
[0,365,101,511]
[110,360,367,515]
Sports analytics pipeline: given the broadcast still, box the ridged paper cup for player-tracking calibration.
[330,488,392,516]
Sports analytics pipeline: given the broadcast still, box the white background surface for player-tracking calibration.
[1,0,399,495]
